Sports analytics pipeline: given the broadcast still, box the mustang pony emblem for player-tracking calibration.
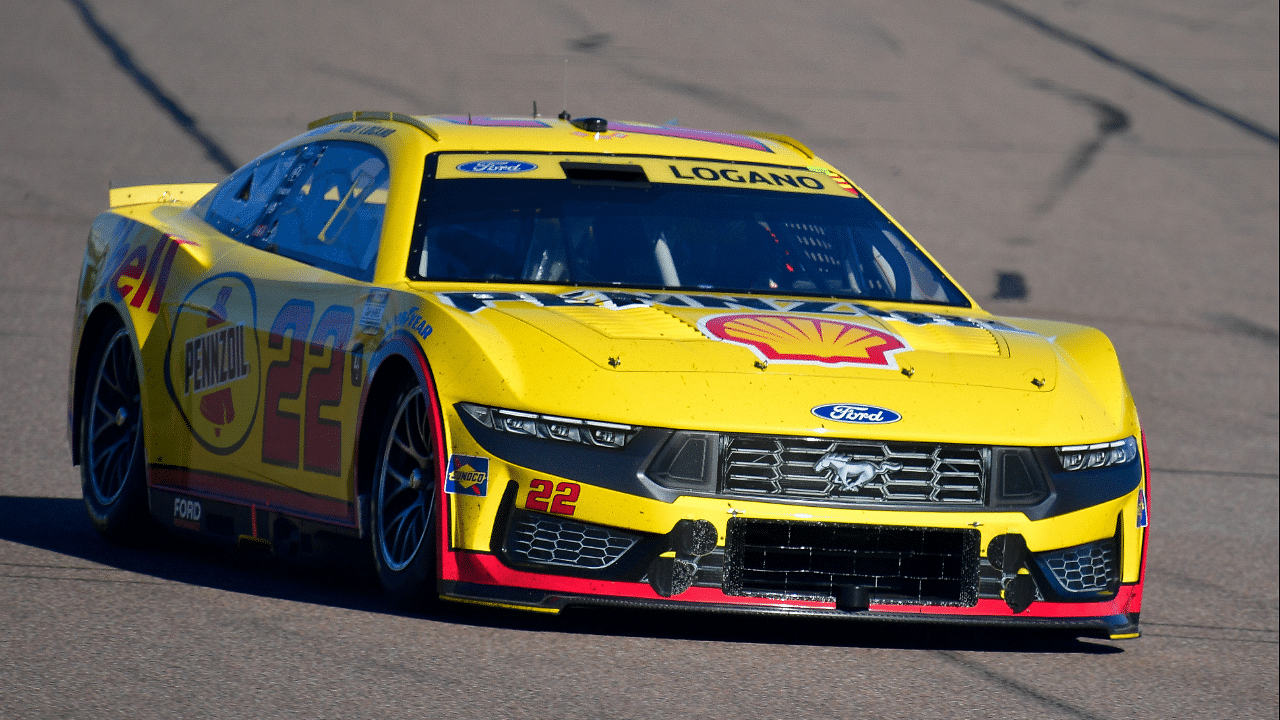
[814,453,902,491]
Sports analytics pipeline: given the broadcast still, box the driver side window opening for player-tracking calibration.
[201,141,391,281]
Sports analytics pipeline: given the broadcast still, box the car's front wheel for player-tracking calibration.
[80,321,149,540]
[371,378,440,609]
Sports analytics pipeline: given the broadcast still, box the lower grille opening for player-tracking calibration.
[505,511,641,570]
[1036,538,1119,596]
[723,519,980,606]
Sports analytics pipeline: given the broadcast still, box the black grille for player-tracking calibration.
[723,519,980,606]
[1039,539,1119,594]
[722,435,986,506]
[505,512,640,570]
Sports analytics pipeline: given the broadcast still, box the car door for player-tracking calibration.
[168,139,392,526]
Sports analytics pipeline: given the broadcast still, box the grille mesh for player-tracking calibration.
[722,435,986,505]
[723,519,980,606]
[507,514,640,569]
[1041,539,1118,593]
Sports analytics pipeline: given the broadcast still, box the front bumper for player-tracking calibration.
[435,410,1148,639]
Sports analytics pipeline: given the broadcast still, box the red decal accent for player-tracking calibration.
[130,237,167,308]
[549,482,580,516]
[441,549,1141,619]
[199,388,236,428]
[149,465,355,527]
[700,313,909,368]
[111,245,149,301]
[147,237,182,313]
[303,306,354,476]
[525,479,553,511]
[262,300,314,468]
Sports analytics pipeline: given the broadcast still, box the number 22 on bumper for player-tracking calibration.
[525,480,579,515]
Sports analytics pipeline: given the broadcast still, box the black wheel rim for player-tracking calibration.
[375,386,436,571]
[85,328,144,507]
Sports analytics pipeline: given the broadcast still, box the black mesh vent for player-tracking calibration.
[723,519,980,606]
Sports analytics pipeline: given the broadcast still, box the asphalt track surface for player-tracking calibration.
[1,1,1276,718]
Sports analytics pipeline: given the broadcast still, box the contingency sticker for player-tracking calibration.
[698,313,911,369]
[1136,488,1148,528]
[446,455,489,497]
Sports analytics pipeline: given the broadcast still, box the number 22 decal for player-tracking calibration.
[262,300,354,475]
[525,480,580,515]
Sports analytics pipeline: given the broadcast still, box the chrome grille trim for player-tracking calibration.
[722,435,987,506]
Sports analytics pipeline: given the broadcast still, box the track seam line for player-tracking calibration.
[64,0,239,173]
[970,0,1279,145]
[939,650,1111,720]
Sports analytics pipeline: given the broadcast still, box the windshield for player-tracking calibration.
[408,172,969,307]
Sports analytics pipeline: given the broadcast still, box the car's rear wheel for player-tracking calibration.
[372,378,440,609]
[80,321,149,540]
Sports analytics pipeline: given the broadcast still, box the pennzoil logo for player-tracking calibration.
[445,454,489,497]
[698,313,910,368]
[164,273,261,455]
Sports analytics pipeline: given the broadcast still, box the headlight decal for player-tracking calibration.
[460,402,639,449]
[1055,437,1138,472]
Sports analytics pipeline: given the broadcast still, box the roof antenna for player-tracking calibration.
[532,101,541,118]
[558,58,571,121]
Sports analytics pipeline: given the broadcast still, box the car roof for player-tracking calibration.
[307,111,820,165]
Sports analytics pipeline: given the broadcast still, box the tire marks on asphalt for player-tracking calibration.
[971,0,1279,144]
[939,650,1111,720]
[1025,78,1130,216]
[64,0,239,173]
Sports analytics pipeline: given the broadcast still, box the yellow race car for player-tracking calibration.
[69,111,1149,638]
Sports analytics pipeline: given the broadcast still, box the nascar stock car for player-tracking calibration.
[69,111,1148,638]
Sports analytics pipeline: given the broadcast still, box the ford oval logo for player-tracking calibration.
[456,160,538,174]
[812,403,902,424]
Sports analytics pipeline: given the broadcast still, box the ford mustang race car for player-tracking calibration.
[69,111,1148,638]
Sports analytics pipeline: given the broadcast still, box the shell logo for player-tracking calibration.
[699,313,910,368]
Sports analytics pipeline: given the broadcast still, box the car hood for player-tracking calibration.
[421,289,1135,445]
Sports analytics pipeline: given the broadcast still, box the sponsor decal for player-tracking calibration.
[163,274,261,455]
[456,160,539,174]
[808,166,859,195]
[812,403,902,424]
[446,455,489,496]
[173,497,202,530]
[435,289,1034,336]
[184,324,251,396]
[1137,488,1148,528]
[108,232,197,313]
[700,313,910,368]
[393,306,433,339]
[360,289,389,334]
[668,165,824,190]
[814,453,902,492]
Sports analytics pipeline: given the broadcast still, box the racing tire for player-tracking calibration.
[371,378,441,610]
[79,320,150,541]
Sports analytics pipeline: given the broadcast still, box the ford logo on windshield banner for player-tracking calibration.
[812,403,902,424]
[456,160,538,174]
